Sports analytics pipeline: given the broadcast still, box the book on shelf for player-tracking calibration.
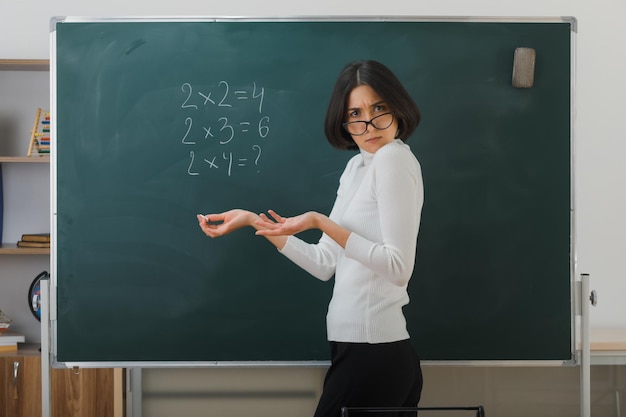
[17,240,50,248]
[20,233,50,243]
[0,332,25,352]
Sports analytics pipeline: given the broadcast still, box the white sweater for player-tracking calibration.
[280,139,424,343]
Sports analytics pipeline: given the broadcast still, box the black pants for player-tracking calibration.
[314,339,423,417]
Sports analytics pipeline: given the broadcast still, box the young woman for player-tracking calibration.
[197,60,424,417]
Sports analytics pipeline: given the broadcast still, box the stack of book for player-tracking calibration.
[17,233,50,248]
[0,332,26,352]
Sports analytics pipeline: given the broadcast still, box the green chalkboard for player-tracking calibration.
[52,18,573,364]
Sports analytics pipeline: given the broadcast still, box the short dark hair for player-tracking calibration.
[324,60,421,150]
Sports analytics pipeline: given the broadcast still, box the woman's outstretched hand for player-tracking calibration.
[198,208,348,250]
[197,209,257,238]
[254,210,319,237]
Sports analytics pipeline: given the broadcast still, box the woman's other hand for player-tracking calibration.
[254,210,319,237]
[196,209,257,238]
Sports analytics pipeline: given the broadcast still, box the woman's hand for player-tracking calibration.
[196,209,257,238]
[198,208,349,250]
[254,210,319,237]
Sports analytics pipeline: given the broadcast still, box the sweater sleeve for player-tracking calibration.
[278,155,361,281]
[344,144,424,286]
[279,234,339,281]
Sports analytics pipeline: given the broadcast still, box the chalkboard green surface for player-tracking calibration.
[53,19,573,363]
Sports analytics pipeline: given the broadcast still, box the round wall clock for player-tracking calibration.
[28,271,49,322]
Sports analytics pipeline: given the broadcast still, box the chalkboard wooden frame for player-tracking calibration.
[50,16,576,367]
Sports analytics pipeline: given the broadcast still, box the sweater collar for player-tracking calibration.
[360,148,374,166]
[358,139,403,166]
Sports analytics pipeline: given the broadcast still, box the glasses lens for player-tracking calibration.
[371,113,393,130]
[344,121,367,135]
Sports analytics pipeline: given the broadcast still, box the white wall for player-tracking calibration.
[1,0,624,329]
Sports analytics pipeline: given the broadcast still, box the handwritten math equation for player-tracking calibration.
[178,81,270,177]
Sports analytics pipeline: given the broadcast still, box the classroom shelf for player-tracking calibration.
[0,156,50,163]
[0,59,49,71]
[0,243,50,255]
[0,69,51,254]
[0,157,50,256]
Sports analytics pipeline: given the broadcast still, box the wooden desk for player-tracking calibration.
[591,328,626,365]
[589,329,626,417]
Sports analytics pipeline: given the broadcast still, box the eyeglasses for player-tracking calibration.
[342,112,394,136]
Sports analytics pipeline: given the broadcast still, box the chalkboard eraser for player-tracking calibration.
[512,47,536,88]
